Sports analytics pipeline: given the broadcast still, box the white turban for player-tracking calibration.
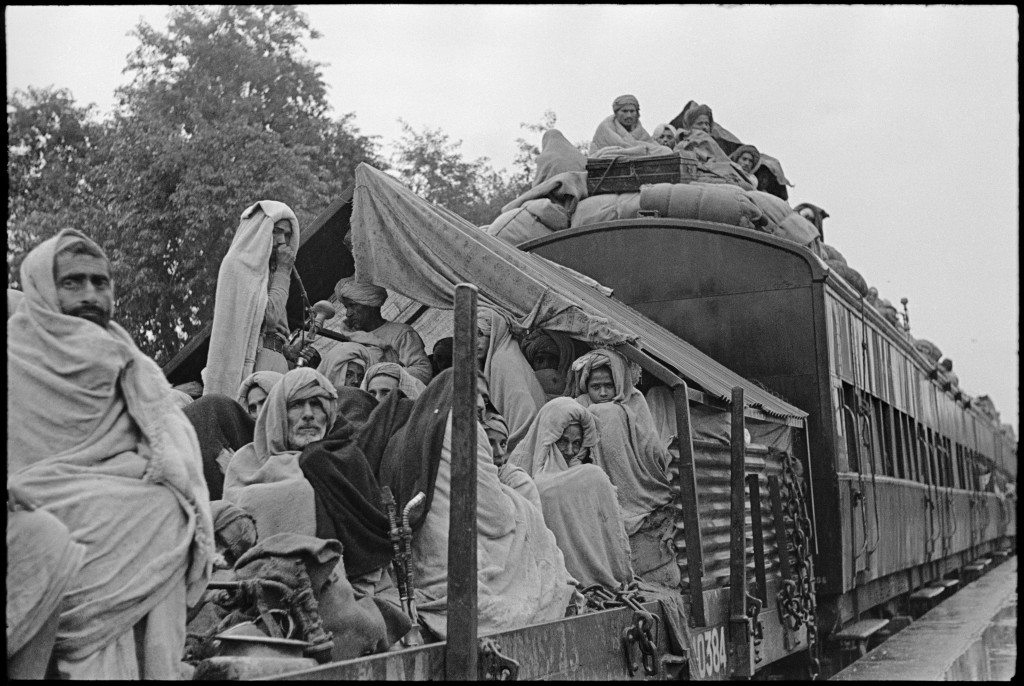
[334,277,387,307]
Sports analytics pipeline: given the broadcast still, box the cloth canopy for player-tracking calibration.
[205,201,299,397]
[351,163,634,348]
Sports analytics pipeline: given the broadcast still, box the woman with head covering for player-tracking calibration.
[317,341,376,395]
[360,361,426,402]
[520,328,578,401]
[223,367,337,539]
[476,308,547,451]
[377,369,577,639]
[236,370,284,420]
[651,123,679,149]
[183,394,256,501]
[566,349,679,587]
[508,397,635,589]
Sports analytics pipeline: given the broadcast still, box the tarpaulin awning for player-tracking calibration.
[350,164,805,420]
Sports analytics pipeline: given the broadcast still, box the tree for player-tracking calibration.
[96,4,384,363]
[7,87,111,287]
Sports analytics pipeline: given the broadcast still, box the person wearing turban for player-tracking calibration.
[566,348,679,587]
[651,123,679,149]
[8,229,213,678]
[223,368,338,539]
[317,341,377,395]
[205,201,300,397]
[520,328,579,401]
[315,276,433,386]
[236,370,285,420]
[590,94,671,155]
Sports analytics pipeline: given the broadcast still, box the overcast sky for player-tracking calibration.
[6,5,1019,433]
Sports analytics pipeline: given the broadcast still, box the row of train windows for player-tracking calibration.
[839,382,992,490]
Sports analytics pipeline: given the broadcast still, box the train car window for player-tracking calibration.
[874,398,894,477]
[891,407,907,480]
[944,437,955,488]
[841,383,860,472]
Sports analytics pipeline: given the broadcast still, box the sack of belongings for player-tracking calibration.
[827,261,869,297]
[638,182,764,230]
[486,198,569,246]
[744,191,821,248]
[570,191,642,228]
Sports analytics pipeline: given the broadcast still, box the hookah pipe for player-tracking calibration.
[382,487,427,646]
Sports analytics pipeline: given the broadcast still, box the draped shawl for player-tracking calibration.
[590,113,660,153]
[7,229,214,667]
[205,201,299,397]
[236,370,284,408]
[360,361,426,400]
[479,308,547,451]
[507,398,633,588]
[223,368,337,539]
[183,394,255,501]
[567,349,674,534]
[317,341,378,393]
[332,386,380,431]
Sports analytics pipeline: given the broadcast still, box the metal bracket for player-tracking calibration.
[621,610,661,677]
[478,638,519,681]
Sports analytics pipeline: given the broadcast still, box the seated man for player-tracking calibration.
[8,229,213,678]
[223,367,338,538]
[377,369,578,639]
[360,361,426,401]
[205,201,300,397]
[236,370,284,420]
[729,144,761,188]
[651,123,679,148]
[508,397,635,589]
[567,349,680,588]
[590,94,672,156]
[318,341,376,394]
[329,277,434,386]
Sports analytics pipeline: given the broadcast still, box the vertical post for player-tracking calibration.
[446,283,478,680]
[727,387,751,677]
[672,383,706,627]
[746,473,767,606]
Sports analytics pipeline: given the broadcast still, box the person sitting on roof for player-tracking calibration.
[729,144,761,188]
[328,277,434,386]
[236,370,284,420]
[651,123,679,149]
[205,202,300,397]
[567,349,679,588]
[376,369,579,639]
[360,361,426,402]
[508,397,635,589]
[590,94,673,157]
[794,203,829,240]
[521,328,578,400]
[477,308,547,450]
[317,341,377,394]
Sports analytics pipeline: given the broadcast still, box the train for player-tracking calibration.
[164,164,1016,680]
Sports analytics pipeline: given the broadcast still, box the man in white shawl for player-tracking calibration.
[590,94,673,157]
[360,361,426,401]
[7,229,214,679]
[508,398,635,589]
[236,370,284,420]
[223,367,337,539]
[315,277,434,386]
[567,349,680,588]
[204,201,300,397]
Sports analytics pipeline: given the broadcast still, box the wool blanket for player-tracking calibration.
[224,368,337,540]
[501,171,589,217]
[205,201,300,397]
[508,398,634,588]
[7,229,214,676]
[479,307,547,451]
[590,114,665,155]
[570,191,642,228]
[333,386,380,429]
[744,190,820,247]
[412,415,577,638]
[534,129,587,186]
[183,394,255,500]
[639,182,764,229]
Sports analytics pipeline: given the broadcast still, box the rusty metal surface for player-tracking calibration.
[264,602,676,681]
[832,556,1017,681]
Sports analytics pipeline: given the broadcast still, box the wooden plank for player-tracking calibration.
[835,618,889,641]
[932,579,959,589]
[909,586,944,600]
[446,284,479,680]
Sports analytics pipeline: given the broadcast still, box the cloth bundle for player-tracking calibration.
[501,171,589,218]
[744,191,822,247]
[570,192,642,228]
[533,129,587,186]
[639,182,764,229]
[485,199,568,247]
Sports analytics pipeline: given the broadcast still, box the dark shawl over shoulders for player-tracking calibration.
[183,394,255,500]
[298,390,413,579]
[376,369,454,533]
[332,386,378,431]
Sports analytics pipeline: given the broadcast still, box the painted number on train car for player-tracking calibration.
[691,626,727,679]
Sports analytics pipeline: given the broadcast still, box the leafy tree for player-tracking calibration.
[7,87,111,287]
[97,4,384,362]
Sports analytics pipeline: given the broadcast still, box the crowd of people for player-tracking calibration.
[6,196,691,677]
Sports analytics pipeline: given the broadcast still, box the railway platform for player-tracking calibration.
[832,555,1016,680]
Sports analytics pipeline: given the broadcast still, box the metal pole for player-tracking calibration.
[727,386,750,677]
[445,283,478,680]
[672,383,707,627]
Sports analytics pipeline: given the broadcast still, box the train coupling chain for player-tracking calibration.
[478,638,519,681]
[621,609,661,677]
